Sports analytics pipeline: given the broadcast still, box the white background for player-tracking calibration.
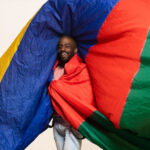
[0,0,101,149]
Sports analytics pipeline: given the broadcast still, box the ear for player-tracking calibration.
[74,48,78,54]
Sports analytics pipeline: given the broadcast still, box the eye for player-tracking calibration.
[65,45,71,48]
[58,45,62,49]
[65,44,72,49]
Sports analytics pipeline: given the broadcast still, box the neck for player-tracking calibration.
[57,61,66,68]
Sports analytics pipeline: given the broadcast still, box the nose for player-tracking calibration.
[61,45,65,51]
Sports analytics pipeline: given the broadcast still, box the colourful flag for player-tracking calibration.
[1,0,150,150]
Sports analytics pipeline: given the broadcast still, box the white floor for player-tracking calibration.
[26,128,101,150]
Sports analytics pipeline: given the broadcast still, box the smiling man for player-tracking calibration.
[57,36,77,67]
[50,35,83,150]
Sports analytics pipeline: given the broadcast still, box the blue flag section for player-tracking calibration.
[0,0,118,149]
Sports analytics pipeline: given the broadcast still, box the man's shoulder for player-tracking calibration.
[64,54,87,73]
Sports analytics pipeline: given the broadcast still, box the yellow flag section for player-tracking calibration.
[0,17,34,83]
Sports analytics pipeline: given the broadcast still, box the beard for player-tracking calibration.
[57,51,74,66]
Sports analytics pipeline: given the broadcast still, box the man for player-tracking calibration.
[50,35,83,150]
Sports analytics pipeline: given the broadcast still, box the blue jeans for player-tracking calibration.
[53,116,82,150]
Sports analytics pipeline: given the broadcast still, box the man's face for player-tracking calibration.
[57,36,77,64]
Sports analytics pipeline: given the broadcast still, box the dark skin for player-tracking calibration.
[57,36,77,67]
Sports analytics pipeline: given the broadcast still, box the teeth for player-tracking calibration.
[62,52,68,55]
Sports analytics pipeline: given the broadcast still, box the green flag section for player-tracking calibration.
[79,111,150,150]
[120,30,150,138]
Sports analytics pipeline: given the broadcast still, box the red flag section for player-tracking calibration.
[49,54,96,129]
[86,0,150,128]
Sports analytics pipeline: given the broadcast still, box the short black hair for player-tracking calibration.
[59,35,77,48]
